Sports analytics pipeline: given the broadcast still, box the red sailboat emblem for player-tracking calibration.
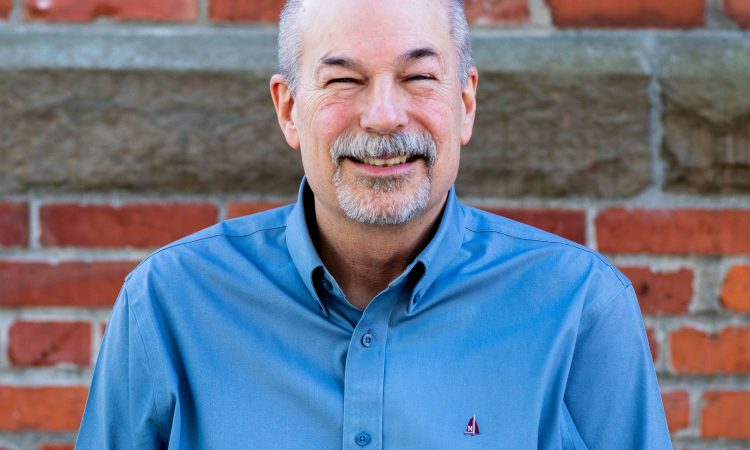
[464,415,480,436]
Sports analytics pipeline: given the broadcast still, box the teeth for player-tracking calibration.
[362,155,409,167]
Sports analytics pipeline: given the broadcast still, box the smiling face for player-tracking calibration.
[272,0,477,227]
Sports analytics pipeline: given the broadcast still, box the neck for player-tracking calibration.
[312,196,446,310]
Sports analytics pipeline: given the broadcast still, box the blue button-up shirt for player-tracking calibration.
[76,180,671,449]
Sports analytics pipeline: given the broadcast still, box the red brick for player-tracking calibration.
[670,327,750,375]
[24,0,196,22]
[546,0,705,28]
[0,202,29,247]
[621,267,693,315]
[0,0,11,19]
[477,207,586,244]
[726,0,750,28]
[41,203,217,248]
[647,328,659,362]
[0,386,87,432]
[701,391,750,439]
[226,201,288,219]
[721,265,750,312]
[464,0,530,24]
[9,321,91,367]
[210,0,283,22]
[40,445,74,450]
[596,209,750,255]
[662,390,690,432]
[0,261,134,308]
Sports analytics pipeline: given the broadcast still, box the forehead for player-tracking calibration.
[298,0,453,68]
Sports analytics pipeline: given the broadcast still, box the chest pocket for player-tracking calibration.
[561,402,589,450]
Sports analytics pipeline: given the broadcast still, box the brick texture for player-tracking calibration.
[0,386,88,432]
[546,0,705,28]
[725,0,750,28]
[0,261,134,308]
[662,391,690,433]
[0,0,10,19]
[41,203,218,248]
[596,209,750,255]
[210,0,283,22]
[621,267,693,315]
[647,328,659,362]
[670,327,750,374]
[464,0,529,24]
[40,445,75,450]
[721,265,750,312]
[0,202,29,247]
[24,0,196,22]
[9,321,91,367]
[226,201,288,219]
[701,391,750,439]
[476,208,586,244]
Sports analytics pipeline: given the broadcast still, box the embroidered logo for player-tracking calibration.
[464,415,480,436]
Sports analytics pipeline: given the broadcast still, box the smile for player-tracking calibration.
[347,155,419,167]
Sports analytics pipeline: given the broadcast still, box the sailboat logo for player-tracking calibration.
[464,415,480,436]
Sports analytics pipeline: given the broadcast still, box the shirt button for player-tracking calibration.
[355,432,371,447]
[413,292,421,303]
[321,279,332,290]
[361,332,374,347]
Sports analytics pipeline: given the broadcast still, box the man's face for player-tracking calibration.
[274,0,477,226]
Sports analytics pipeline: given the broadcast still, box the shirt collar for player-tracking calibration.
[285,178,466,316]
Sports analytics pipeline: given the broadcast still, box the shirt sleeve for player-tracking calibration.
[564,283,672,449]
[76,285,167,449]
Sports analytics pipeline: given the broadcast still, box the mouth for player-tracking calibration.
[346,154,420,167]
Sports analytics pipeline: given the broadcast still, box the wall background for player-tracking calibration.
[1,0,749,448]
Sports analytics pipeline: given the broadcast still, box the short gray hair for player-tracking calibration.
[277,0,473,95]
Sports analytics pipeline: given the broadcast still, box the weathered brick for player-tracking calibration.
[546,0,705,27]
[597,209,750,255]
[647,328,659,362]
[226,201,288,219]
[0,261,134,308]
[9,321,91,367]
[465,0,529,24]
[0,202,28,247]
[476,207,586,244]
[24,0,196,22]
[40,445,75,450]
[41,203,217,248]
[210,0,283,22]
[620,267,693,315]
[702,391,750,439]
[662,391,690,433]
[659,36,750,194]
[721,265,750,312]
[0,386,87,432]
[725,0,750,28]
[670,327,750,374]
[0,0,10,19]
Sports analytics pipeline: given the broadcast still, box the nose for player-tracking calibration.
[359,78,408,135]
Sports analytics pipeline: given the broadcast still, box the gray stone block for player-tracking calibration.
[658,34,750,194]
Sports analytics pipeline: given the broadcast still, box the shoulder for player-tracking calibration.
[125,204,293,285]
[460,204,630,309]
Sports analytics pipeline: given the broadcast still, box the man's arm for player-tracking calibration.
[564,284,672,449]
[76,286,166,449]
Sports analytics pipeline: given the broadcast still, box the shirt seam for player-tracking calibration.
[128,224,287,277]
[578,282,634,334]
[124,283,170,441]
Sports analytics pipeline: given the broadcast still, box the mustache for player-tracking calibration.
[330,131,437,167]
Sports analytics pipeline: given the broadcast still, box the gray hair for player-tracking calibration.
[277,0,473,95]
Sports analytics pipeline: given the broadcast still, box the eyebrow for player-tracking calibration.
[317,46,441,71]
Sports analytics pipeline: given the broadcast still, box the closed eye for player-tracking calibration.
[406,74,436,81]
[327,77,360,85]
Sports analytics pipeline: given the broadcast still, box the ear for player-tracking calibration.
[460,67,478,146]
[270,74,300,150]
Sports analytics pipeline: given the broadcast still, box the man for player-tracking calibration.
[77,0,672,448]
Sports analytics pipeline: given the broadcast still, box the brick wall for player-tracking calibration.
[1,0,749,448]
